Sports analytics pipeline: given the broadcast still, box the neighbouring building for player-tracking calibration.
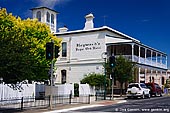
[31,7,168,89]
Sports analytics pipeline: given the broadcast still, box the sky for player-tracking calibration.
[1,0,170,67]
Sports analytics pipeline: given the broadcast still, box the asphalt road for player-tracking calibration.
[70,96,170,113]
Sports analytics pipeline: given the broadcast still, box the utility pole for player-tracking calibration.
[101,52,107,100]
[50,59,54,109]
[104,57,106,100]
[46,40,60,109]
[111,70,114,100]
[109,55,116,100]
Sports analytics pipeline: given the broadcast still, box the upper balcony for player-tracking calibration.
[107,42,167,69]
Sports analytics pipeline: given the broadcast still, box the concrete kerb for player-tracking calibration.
[43,97,126,113]
[40,96,127,113]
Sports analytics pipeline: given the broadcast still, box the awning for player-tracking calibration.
[105,35,132,44]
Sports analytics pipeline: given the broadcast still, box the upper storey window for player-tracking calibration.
[46,12,50,23]
[36,11,41,21]
[51,14,54,24]
[62,42,67,57]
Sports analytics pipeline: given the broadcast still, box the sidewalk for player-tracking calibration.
[20,96,126,113]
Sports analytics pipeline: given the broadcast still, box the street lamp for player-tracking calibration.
[101,52,107,100]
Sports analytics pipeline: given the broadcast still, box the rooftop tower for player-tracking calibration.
[31,7,58,33]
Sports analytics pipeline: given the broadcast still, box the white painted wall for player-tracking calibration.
[71,34,105,60]
[55,32,106,84]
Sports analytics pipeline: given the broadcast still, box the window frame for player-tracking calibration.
[61,70,66,84]
[51,14,54,24]
[46,12,50,23]
[36,11,41,21]
[62,42,67,57]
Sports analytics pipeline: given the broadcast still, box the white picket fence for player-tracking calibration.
[0,83,35,101]
[45,83,74,96]
[0,83,95,100]
[45,83,95,96]
[79,83,95,96]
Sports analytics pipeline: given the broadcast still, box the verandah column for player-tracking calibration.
[166,55,168,69]
[150,70,153,82]
[131,44,134,62]
[145,48,147,64]
[138,45,141,63]
[145,68,147,83]
[160,54,163,67]
[151,50,153,66]
[156,52,158,66]
[138,67,141,83]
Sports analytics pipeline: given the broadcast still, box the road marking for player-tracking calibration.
[42,105,104,113]
[42,100,126,113]
[117,100,127,103]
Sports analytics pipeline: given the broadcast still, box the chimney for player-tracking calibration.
[58,26,68,32]
[84,13,94,30]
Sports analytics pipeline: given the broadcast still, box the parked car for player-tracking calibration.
[145,82,163,97]
[126,83,150,99]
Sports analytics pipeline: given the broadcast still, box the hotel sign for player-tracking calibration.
[76,42,101,52]
[71,34,105,59]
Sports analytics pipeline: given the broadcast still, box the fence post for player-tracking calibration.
[21,97,23,110]
[95,92,97,101]
[69,93,72,104]
[48,95,51,107]
[88,95,90,104]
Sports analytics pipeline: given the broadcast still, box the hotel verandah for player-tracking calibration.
[107,39,167,85]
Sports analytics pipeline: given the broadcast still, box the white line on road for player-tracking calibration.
[117,100,127,103]
[42,104,104,113]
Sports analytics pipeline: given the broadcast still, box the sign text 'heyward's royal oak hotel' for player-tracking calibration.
[31,7,168,88]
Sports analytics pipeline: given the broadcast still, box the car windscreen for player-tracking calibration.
[145,84,151,86]
[128,84,139,88]
[140,84,147,88]
[145,84,153,88]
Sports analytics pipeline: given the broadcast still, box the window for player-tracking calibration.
[46,12,50,23]
[152,77,154,82]
[51,14,54,24]
[149,76,152,82]
[149,76,154,83]
[62,42,67,57]
[36,11,41,21]
[61,70,66,84]
[162,77,165,85]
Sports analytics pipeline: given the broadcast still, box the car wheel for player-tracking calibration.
[142,92,145,99]
[148,93,151,98]
[156,92,159,96]
[160,92,162,97]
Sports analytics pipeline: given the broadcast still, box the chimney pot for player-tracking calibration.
[84,13,94,30]
[58,26,68,32]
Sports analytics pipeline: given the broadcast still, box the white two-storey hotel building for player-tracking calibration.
[31,7,168,88]
[54,14,168,88]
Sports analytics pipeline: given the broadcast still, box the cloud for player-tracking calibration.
[35,0,71,9]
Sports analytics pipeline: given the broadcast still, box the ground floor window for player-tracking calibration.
[162,77,165,85]
[61,70,66,84]
[149,76,154,83]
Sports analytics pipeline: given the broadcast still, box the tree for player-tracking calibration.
[0,8,61,84]
[80,73,109,90]
[113,55,136,96]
